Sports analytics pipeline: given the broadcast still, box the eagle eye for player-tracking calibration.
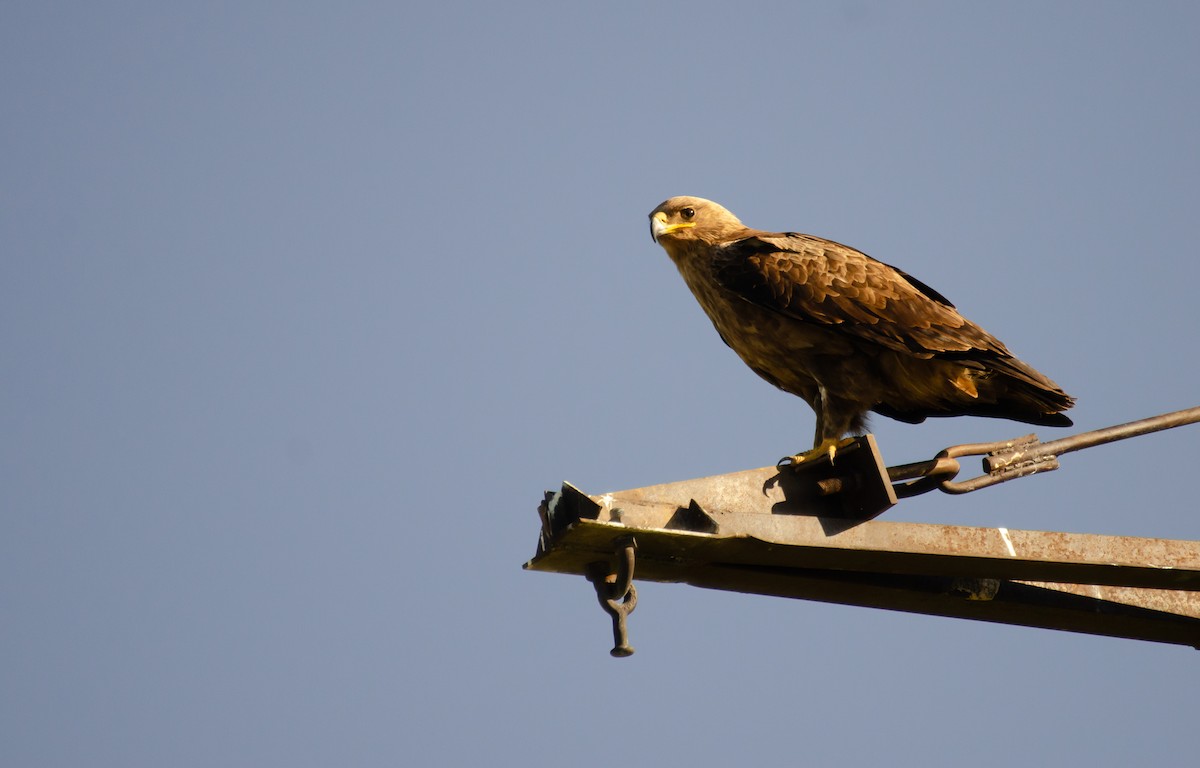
[680,207,696,220]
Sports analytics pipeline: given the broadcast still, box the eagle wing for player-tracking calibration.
[711,233,1009,358]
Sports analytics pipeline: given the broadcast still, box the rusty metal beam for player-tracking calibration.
[525,466,1200,650]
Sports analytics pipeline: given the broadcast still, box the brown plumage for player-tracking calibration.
[649,196,1074,462]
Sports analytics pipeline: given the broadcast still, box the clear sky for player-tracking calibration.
[4,2,1199,766]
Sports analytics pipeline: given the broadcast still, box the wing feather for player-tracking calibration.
[711,233,1009,357]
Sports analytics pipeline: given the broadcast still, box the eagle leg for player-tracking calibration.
[778,387,864,468]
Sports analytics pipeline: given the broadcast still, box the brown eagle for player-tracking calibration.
[649,196,1074,464]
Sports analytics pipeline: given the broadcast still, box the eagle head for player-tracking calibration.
[649,196,745,246]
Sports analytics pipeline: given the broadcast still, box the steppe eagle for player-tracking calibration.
[649,196,1074,464]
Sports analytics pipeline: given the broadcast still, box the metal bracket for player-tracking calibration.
[585,537,638,657]
[781,433,897,519]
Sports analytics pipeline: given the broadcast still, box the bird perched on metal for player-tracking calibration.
[648,196,1075,466]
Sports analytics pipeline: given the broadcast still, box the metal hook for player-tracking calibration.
[586,537,638,657]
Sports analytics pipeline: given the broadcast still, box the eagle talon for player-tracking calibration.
[778,437,858,469]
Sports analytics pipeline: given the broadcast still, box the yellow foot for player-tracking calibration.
[777,437,858,469]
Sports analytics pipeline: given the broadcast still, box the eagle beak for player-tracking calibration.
[650,211,694,243]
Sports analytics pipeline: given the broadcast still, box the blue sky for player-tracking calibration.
[4,3,1199,766]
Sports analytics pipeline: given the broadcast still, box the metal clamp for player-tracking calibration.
[586,537,638,657]
[888,405,1200,497]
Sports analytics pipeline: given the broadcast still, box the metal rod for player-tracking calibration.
[1033,406,1200,458]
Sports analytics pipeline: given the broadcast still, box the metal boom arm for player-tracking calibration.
[526,408,1200,656]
